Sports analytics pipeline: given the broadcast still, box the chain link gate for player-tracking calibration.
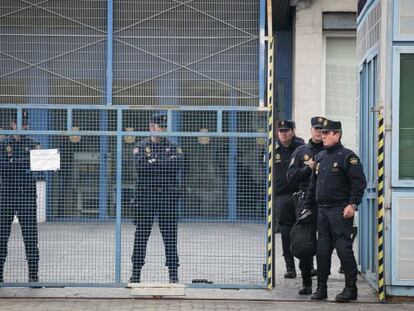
[0,106,268,287]
[0,0,269,288]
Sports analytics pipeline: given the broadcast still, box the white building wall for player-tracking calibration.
[293,0,357,140]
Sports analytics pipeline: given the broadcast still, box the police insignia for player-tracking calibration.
[318,117,323,123]
[304,154,310,161]
[333,162,338,167]
[6,146,11,153]
[350,157,358,165]
[176,147,183,154]
[133,147,139,155]
[275,153,280,160]
[145,147,151,154]
[323,119,328,126]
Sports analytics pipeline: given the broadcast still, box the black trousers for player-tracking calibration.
[274,194,296,261]
[0,187,39,272]
[316,206,357,278]
[132,191,179,268]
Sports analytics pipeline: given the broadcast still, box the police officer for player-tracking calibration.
[304,119,367,302]
[287,116,325,294]
[274,120,304,278]
[130,113,183,283]
[0,117,40,283]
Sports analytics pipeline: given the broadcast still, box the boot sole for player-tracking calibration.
[335,297,357,303]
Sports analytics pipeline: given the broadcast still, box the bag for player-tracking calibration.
[290,215,316,260]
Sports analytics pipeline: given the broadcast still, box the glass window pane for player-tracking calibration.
[399,54,414,179]
[325,37,357,150]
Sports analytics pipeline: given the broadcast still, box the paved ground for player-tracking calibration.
[0,298,413,311]
[2,222,412,310]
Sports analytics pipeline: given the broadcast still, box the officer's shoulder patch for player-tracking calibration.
[275,153,281,160]
[6,145,11,153]
[349,157,358,165]
[304,154,310,161]
[133,147,139,155]
[176,147,183,154]
[145,147,151,154]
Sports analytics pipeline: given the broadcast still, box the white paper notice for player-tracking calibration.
[30,149,60,171]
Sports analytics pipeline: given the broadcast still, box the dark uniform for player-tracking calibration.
[131,115,183,283]
[287,117,325,294]
[273,120,304,278]
[0,135,40,283]
[305,119,367,302]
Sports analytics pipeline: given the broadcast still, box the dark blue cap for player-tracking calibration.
[150,113,167,127]
[311,116,326,129]
[277,120,295,130]
[321,119,342,131]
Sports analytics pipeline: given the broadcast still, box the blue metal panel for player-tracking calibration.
[391,190,414,286]
[115,109,122,283]
[393,0,414,42]
[228,111,237,221]
[357,0,379,25]
[259,0,265,107]
[274,31,292,119]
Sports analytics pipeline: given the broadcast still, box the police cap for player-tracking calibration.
[150,113,167,127]
[311,116,326,129]
[277,120,295,130]
[321,119,342,132]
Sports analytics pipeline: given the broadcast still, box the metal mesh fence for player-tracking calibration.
[1,0,260,107]
[0,107,267,286]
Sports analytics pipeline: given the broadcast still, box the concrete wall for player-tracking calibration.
[292,0,356,139]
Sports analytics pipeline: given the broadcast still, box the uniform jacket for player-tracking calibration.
[304,142,367,209]
[273,137,304,195]
[287,139,324,192]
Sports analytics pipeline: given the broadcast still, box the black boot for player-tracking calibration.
[335,274,358,302]
[284,256,297,279]
[298,274,312,295]
[28,262,41,287]
[129,265,142,283]
[168,267,178,283]
[311,275,328,300]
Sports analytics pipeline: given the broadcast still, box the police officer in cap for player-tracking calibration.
[0,114,41,284]
[304,119,367,302]
[130,113,183,283]
[287,116,325,294]
[274,120,304,278]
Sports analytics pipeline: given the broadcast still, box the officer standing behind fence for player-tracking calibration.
[0,116,40,284]
[130,113,183,283]
[304,119,367,302]
[273,120,304,278]
[287,116,325,295]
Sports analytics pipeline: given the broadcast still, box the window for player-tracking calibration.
[399,54,414,179]
[325,37,357,151]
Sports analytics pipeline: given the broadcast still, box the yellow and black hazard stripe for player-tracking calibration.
[377,112,385,302]
[266,0,274,290]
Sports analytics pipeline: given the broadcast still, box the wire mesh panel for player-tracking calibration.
[0,0,107,105]
[113,0,260,106]
[120,110,267,286]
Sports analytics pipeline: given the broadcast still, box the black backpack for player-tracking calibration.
[290,214,316,260]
